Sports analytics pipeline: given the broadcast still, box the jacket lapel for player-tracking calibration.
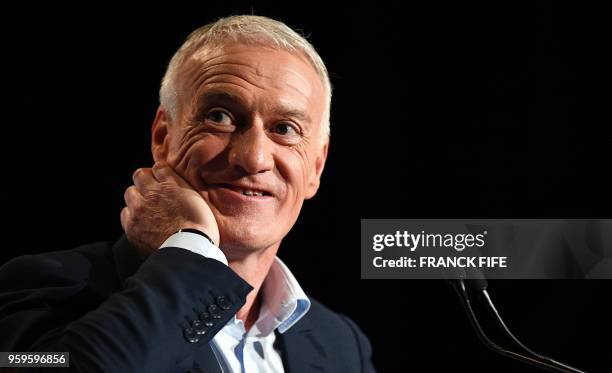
[275,316,328,373]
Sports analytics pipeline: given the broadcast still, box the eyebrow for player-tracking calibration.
[272,107,312,124]
[197,90,246,108]
[196,89,313,124]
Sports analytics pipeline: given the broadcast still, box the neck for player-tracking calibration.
[226,242,280,331]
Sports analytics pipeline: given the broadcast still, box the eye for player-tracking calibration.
[205,109,233,125]
[272,122,300,136]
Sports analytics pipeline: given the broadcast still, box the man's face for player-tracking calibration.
[152,43,328,257]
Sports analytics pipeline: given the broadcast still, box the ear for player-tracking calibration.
[151,106,172,163]
[305,139,329,200]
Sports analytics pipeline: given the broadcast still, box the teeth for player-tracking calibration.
[241,190,264,196]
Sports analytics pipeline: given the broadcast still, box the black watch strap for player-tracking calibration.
[175,228,215,246]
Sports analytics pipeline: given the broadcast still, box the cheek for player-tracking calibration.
[276,147,314,199]
[169,135,230,186]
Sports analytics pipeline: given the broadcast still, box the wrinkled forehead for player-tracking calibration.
[183,44,319,89]
[175,43,326,115]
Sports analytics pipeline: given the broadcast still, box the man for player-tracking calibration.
[0,15,375,372]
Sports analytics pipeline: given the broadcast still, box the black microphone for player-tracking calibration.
[451,275,586,372]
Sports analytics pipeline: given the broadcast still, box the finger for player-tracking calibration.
[123,185,144,208]
[133,168,156,192]
[152,162,191,188]
[120,207,131,232]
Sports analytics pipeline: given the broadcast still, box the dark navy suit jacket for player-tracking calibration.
[0,235,375,372]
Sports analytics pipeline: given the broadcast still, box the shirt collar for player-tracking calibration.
[240,256,311,338]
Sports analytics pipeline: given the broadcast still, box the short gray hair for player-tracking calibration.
[159,15,332,136]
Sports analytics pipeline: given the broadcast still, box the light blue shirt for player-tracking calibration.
[161,231,311,372]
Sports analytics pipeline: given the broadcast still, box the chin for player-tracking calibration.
[218,220,283,254]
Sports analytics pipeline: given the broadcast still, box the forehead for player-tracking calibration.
[178,43,325,121]
[192,44,318,88]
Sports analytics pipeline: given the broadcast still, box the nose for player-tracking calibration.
[228,124,274,174]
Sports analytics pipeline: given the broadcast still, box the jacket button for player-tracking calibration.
[199,311,214,327]
[216,295,231,310]
[208,304,222,319]
[192,319,207,335]
[184,327,199,343]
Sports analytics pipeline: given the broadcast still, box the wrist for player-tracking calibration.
[175,227,216,246]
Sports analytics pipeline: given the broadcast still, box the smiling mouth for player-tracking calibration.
[216,183,272,197]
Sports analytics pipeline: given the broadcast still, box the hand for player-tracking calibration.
[120,162,220,257]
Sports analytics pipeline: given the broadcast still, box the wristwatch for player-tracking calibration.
[175,228,215,246]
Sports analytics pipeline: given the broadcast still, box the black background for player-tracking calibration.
[2,2,611,372]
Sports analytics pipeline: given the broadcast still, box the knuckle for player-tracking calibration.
[144,189,162,202]
[120,207,130,225]
[132,168,143,182]
[159,182,175,193]
[124,186,136,203]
